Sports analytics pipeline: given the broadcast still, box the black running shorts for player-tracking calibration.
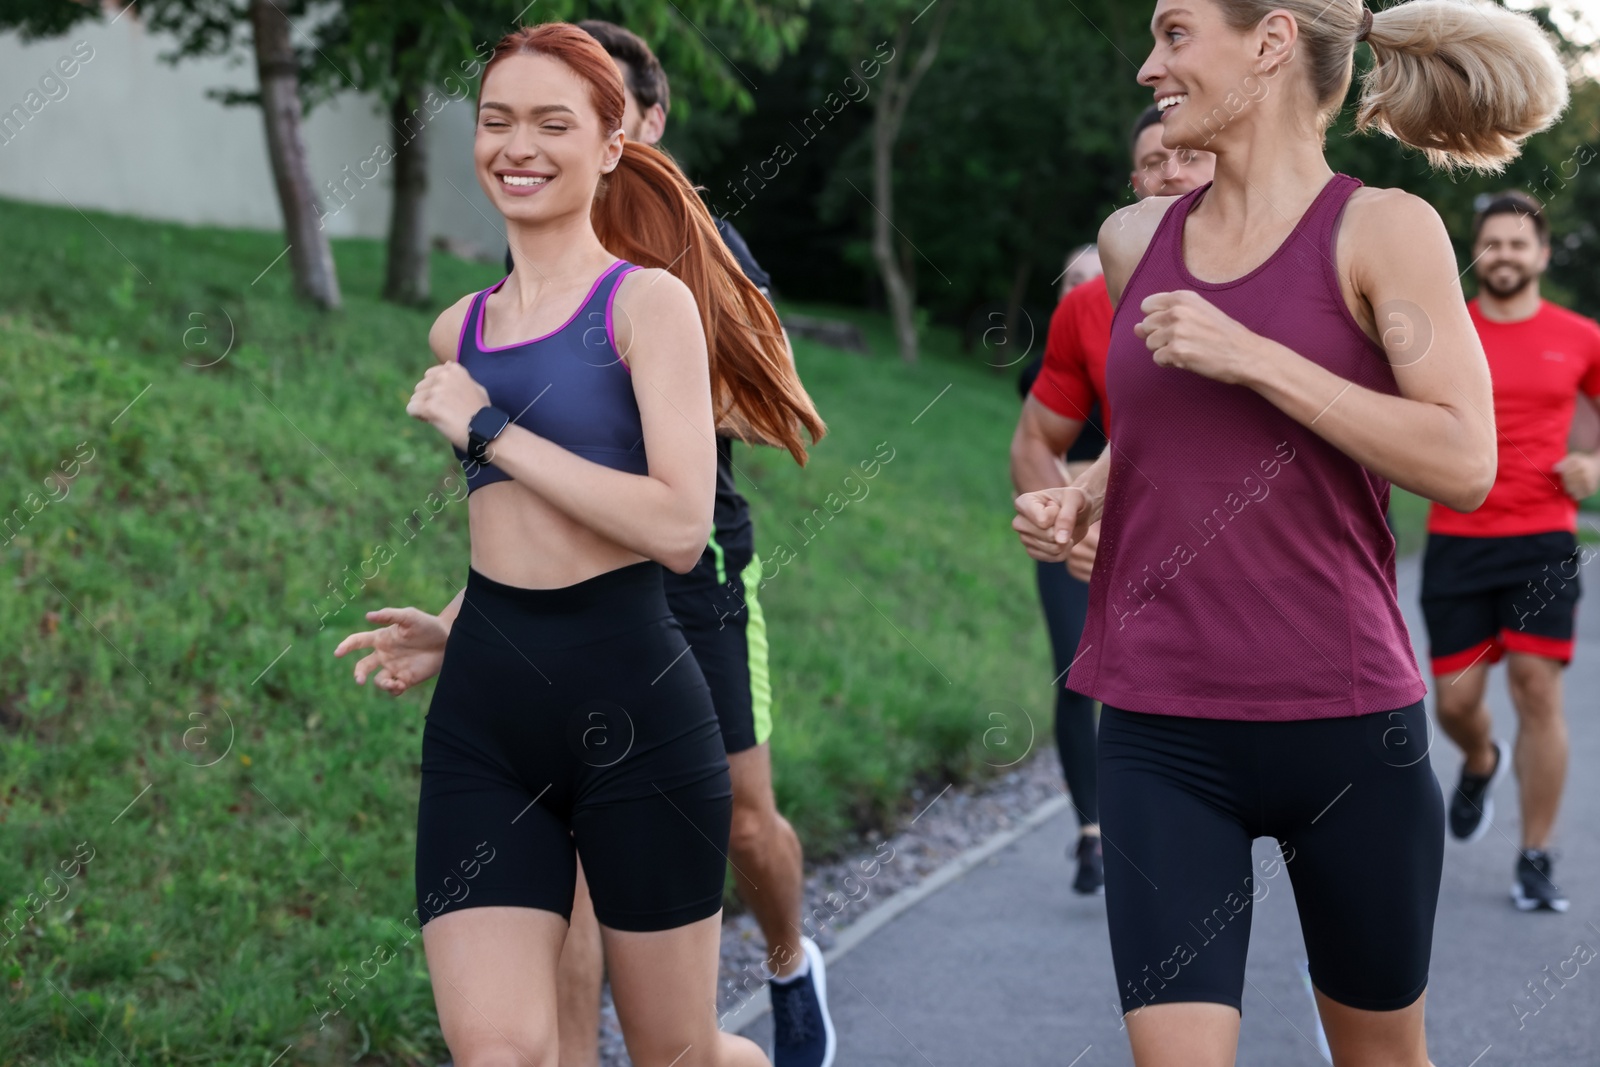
[663,554,773,755]
[1420,531,1581,673]
[415,561,732,932]
[1099,702,1443,1016]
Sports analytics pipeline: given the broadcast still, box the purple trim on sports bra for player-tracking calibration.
[476,260,627,353]
[606,265,644,375]
[454,289,479,363]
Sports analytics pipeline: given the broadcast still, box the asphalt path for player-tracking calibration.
[742,556,1600,1065]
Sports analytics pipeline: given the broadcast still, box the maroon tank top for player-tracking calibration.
[1067,174,1426,721]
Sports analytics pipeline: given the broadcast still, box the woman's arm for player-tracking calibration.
[1130,190,1496,512]
[1011,201,1172,562]
[409,269,716,573]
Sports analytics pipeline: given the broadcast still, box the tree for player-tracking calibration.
[0,0,344,307]
[0,0,100,39]
[812,0,950,363]
[248,0,341,308]
[99,0,344,308]
[302,0,809,306]
[699,0,1600,359]
[890,0,1145,366]
[305,0,480,307]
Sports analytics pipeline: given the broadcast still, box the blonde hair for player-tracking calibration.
[1212,0,1569,173]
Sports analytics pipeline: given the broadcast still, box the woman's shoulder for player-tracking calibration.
[1338,184,1456,285]
[427,290,483,364]
[1342,185,1447,246]
[610,265,695,318]
[1099,195,1185,306]
[609,266,702,367]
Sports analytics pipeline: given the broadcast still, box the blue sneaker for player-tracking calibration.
[769,936,836,1067]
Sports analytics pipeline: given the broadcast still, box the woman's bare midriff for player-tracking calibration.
[467,480,649,589]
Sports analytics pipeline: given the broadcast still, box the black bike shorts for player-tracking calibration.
[1099,701,1443,1016]
[415,561,732,932]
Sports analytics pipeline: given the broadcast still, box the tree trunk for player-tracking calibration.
[870,91,918,364]
[868,4,951,365]
[250,0,340,309]
[383,86,430,306]
[1002,256,1032,371]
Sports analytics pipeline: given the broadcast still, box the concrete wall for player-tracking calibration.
[0,14,503,255]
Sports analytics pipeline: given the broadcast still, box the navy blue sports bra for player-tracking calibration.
[452,259,647,492]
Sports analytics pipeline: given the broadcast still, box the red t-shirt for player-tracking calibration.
[1030,275,1113,434]
[1429,298,1600,537]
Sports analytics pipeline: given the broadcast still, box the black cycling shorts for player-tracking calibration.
[1099,702,1443,1016]
[1420,531,1581,673]
[415,561,732,932]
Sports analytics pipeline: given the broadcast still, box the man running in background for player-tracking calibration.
[346,25,821,1051]
[1058,243,1102,300]
[1009,106,1214,894]
[563,22,831,1064]
[1424,191,1600,913]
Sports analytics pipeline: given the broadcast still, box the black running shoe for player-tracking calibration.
[769,936,835,1067]
[1512,849,1570,913]
[1448,738,1509,843]
[1071,833,1104,895]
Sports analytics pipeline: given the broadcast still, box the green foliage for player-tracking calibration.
[682,0,1600,331]
[886,0,1150,320]
[0,0,102,40]
[0,197,1055,1061]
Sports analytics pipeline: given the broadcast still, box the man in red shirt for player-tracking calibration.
[1426,191,1600,913]
[1009,106,1213,894]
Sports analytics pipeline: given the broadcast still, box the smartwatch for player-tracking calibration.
[467,406,512,465]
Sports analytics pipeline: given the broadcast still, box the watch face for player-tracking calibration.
[472,407,510,441]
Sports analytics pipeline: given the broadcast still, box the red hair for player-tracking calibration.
[478,24,824,465]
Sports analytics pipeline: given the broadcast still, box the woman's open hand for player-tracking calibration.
[333,607,450,697]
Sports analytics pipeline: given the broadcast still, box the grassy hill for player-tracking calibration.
[0,197,1062,1064]
[0,195,1461,1063]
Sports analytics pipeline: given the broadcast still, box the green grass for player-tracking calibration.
[0,193,1469,1064]
[0,197,1053,1064]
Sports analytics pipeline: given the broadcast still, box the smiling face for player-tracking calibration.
[1473,213,1550,300]
[1137,0,1290,159]
[474,52,624,225]
[1130,122,1216,199]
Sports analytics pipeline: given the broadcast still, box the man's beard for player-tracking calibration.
[1477,263,1537,299]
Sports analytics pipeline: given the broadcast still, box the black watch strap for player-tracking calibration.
[467,406,511,464]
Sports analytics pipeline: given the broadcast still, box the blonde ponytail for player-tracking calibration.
[1213,0,1569,173]
[1358,1,1569,172]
